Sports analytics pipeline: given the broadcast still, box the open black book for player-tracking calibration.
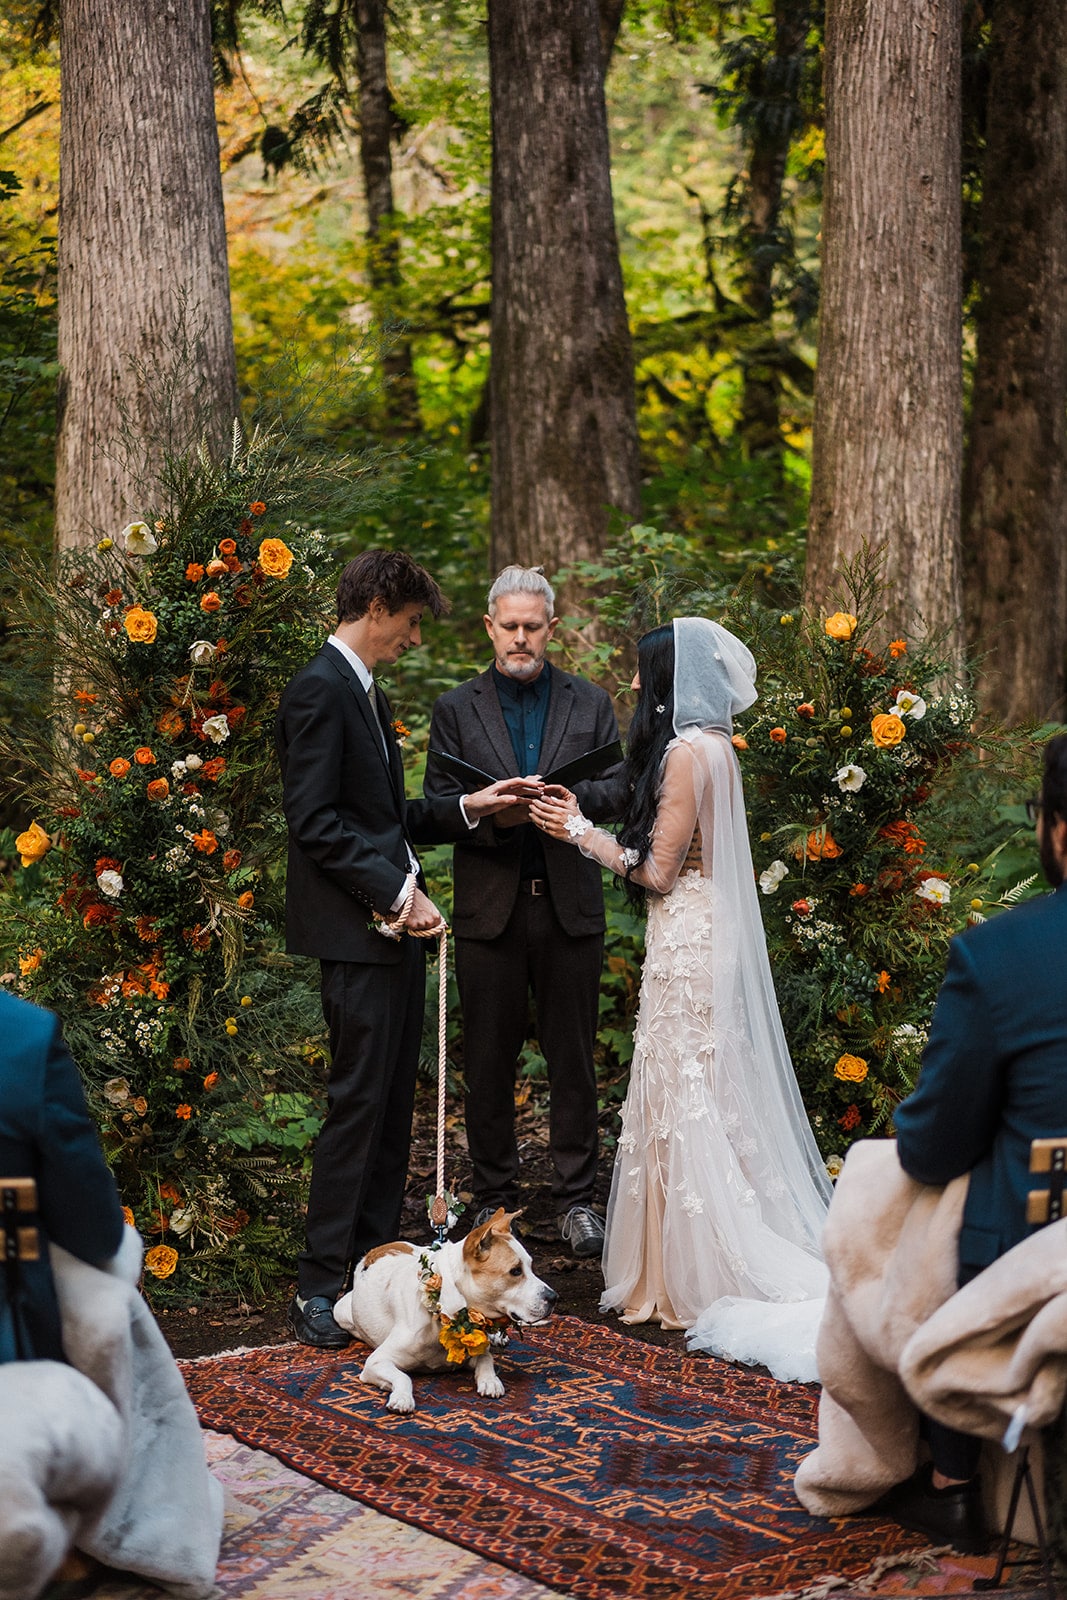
[427,738,624,792]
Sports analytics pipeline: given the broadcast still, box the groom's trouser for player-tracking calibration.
[297,941,424,1301]
[456,889,603,1213]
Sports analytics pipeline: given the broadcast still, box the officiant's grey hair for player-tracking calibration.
[487,565,555,618]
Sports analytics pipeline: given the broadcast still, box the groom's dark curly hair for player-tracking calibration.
[617,623,676,905]
[336,549,449,623]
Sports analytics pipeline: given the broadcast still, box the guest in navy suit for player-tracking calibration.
[885,732,1067,1550]
[0,989,124,1364]
[276,550,526,1348]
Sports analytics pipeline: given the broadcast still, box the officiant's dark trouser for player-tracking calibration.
[922,1260,983,1480]
[456,889,602,1214]
[298,941,424,1301]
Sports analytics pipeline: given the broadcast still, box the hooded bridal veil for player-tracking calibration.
[562,619,830,1375]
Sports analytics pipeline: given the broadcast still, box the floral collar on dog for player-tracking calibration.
[417,1250,511,1365]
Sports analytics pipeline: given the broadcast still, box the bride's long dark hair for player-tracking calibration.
[617,623,676,903]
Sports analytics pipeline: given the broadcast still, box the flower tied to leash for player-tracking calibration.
[417,1250,510,1365]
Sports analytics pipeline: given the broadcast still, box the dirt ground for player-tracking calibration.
[157,1083,684,1359]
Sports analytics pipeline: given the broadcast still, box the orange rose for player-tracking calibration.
[144,1245,179,1279]
[258,538,294,578]
[76,768,98,783]
[824,612,858,641]
[192,829,218,854]
[237,891,255,910]
[800,827,842,861]
[200,591,222,613]
[133,746,155,766]
[15,821,51,866]
[222,848,242,871]
[769,726,787,744]
[219,538,237,556]
[206,558,227,578]
[871,712,906,749]
[186,562,205,582]
[203,1072,219,1090]
[123,605,158,644]
[146,777,170,801]
[249,500,266,515]
[109,757,131,778]
[731,734,748,751]
[833,1053,869,1084]
[796,702,815,719]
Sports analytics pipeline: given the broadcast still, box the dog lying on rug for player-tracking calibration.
[333,1208,557,1413]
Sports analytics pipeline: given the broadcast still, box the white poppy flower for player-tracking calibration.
[97,868,124,899]
[201,714,230,744]
[893,690,927,720]
[189,639,217,666]
[759,859,789,895]
[916,876,951,905]
[184,753,203,771]
[171,759,187,779]
[168,1207,195,1237]
[121,521,158,556]
[834,763,867,792]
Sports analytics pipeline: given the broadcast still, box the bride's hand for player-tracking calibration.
[530,787,584,841]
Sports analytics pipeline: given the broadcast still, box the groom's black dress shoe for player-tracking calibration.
[875,1462,989,1554]
[287,1295,351,1349]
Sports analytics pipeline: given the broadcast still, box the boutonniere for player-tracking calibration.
[392,718,410,748]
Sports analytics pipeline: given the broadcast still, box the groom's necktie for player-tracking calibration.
[366,681,390,755]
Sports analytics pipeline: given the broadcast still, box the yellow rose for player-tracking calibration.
[834,1053,869,1084]
[144,1244,179,1279]
[18,947,43,975]
[871,712,907,749]
[258,538,294,578]
[15,820,51,866]
[121,1206,135,1227]
[123,605,158,644]
[824,612,858,640]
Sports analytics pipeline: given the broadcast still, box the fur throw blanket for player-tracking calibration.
[0,1228,221,1600]
[795,1138,1067,1520]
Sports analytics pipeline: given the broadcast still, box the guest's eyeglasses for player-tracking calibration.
[1025,798,1042,826]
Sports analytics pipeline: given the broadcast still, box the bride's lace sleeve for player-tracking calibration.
[576,740,703,895]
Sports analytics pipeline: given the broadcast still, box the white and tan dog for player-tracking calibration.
[332,1208,557,1413]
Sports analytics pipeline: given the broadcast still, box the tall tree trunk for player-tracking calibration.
[805,0,963,651]
[962,0,1067,725]
[488,0,641,594]
[354,0,419,428]
[55,0,238,550]
[736,1,810,468]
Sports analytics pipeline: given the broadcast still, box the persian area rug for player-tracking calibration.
[84,1431,555,1600]
[181,1317,927,1600]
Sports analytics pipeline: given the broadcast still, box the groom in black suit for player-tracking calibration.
[277,550,524,1347]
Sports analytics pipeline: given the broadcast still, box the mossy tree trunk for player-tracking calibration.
[354,0,419,429]
[805,0,963,654]
[487,0,641,595]
[961,0,1067,725]
[55,0,238,550]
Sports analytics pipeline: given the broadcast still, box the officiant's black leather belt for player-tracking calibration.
[520,878,547,896]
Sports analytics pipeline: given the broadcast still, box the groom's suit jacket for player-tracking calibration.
[894,882,1067,1278]
[276,644,469,963]
[425,665,624,940]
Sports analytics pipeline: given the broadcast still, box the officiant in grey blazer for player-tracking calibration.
[425,566,624,1256]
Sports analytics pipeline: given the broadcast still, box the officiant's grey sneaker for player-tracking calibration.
[559,1204,605,1258]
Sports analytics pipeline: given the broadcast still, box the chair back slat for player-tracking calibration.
[1026,1138,1067,1226]
[0,1178,40,1262]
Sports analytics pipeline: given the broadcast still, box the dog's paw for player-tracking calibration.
[386,1387,416,1414]
[476,1372,505,1399]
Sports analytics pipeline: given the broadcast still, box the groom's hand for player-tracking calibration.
[464,776,541,821]
[407,887,447,933]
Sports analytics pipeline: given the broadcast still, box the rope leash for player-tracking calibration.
[430,926,450,1239]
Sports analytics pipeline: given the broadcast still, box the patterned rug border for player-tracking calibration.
[182,1317,917,1600]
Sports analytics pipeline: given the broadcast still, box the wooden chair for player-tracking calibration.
[1,1177,41,1361]
[975,1138,1066,1600]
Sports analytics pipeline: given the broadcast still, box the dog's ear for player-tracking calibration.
[464,1206,503,1261]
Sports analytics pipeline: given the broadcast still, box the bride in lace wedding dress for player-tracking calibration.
[532,618,831,1381]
